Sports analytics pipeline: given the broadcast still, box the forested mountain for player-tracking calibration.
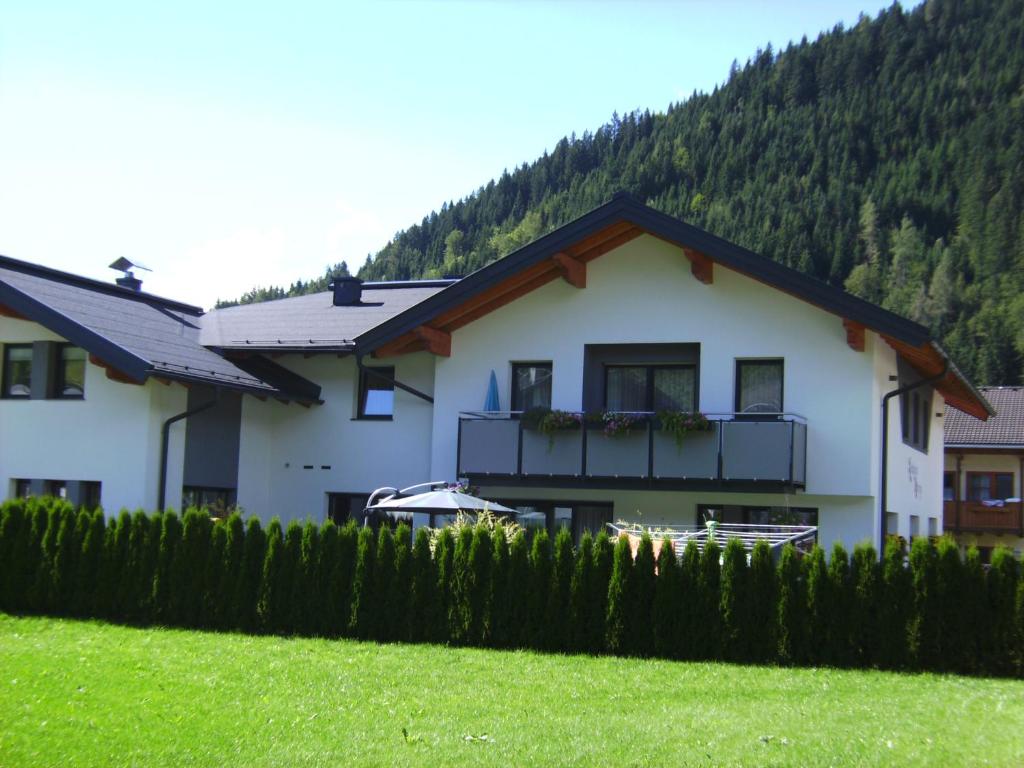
[221,0,1024,386]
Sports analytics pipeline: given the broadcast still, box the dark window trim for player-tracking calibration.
[53,342,85,400]
[602,363,697,412]
[182,485,236,511]
[734,358,784,416]
[965,471,1015,501]
[943,471,956,502]
[1,343,32,399]
[327,491,370,525]
[357,366,395,420]
[510,361,553,412]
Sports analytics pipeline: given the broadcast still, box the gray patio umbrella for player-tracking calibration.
[365,489,517,526]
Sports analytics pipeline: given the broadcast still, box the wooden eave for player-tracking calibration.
[883,336,990,420]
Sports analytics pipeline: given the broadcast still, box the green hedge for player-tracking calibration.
[1,496,1023,676]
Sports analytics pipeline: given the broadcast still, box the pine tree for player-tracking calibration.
[258,519,285,633]
[804,545,830,666]
[986,547,1019,675]
[547,527,574,652]
[827,542,854,667]
[748,540,776,663]
[349,525,377,640]
[433,528,455,644]
[777,543,806,665]
[879,538,911,670]
[570,532,595,653]
[506,530,529,648]
[653,537,681,659]
[631,533,656,657]
[697,540,722,661]
[408,526,437,643]
[152,511,182,624]
[389,523,412,642]
[528,529,552,650]
[239,517,266,633]
[590,530,614,654]
[489,525,511,648]
[605,534,633,655]
[908,536,940,670]
[720,538,749,662]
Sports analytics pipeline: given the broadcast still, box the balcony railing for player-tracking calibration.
[457,411,807,490]
[943,500,1024,535]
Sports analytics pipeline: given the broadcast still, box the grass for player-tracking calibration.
[1,615,1023,767]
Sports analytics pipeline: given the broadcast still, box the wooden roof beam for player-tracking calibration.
[0,303,27,320]
[414,325,451,357]
[551,252,586,288]
[843,319,865,352]
[682,247,714,284]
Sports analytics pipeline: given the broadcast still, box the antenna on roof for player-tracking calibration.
[109,257,152,292]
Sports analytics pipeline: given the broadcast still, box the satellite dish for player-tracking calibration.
[109,257,152,274]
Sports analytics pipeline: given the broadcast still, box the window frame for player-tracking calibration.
[53,343,86,400]
[182,485,236,512]
[943,471,956,502]
[602,363,697,413]
[510,362,553,412]
[734,358,784,417]
[966,471,1015,502]
[357,366,396,420]
[1,343,33,399]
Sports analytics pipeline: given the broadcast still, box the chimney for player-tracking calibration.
[109,257,150,292]
[116,273,143,292]
[330,276,363,306]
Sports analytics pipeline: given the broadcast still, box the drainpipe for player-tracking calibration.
[355,353,434,404]
[879,361,948,557]
[158,388,220,511]
[955,453,963,532]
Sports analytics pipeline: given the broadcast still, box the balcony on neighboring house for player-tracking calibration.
[457,411,807,491]
[943,500,1024,535]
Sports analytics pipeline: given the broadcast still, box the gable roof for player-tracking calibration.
[199,280,454,352]
[945,387,1024,447]
[354,193,992,420]
[0,255,320,402]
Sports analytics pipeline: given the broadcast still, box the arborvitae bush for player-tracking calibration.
[258,519,285,633]
[175,510,212,628]
[506,530,529,648]
[408,526,437,643]
[630,533,656,657]
[52,508,84,615]
[107,510,133,619]
[720,538,749,662]
[827,542,854,666]
[879,538,911,669]
[748,540,776,663]
[34,505,65,613]
[73,510,104,619]
[152,511,182,623]
[547,527,574,652]
[466,525,493,646]
[697,540,722,661]
[433,528,455,644]
[449,525,474,644]
[0,502,25,611]
[933,537,964,672]
[238,517,266,633]
[653,538,681,659]
[804,545,830,666]
[777,543,807,665]
[390,523,412,642]
[1015,580,1024,677]
[220,513,246,631]
[489,525,511,648]
[850,543,880,665]
[95,515,120,619]
[349,525,377,639]
[203,521,228,629]
[121,511,152,622]
[294,521,321,636]
[528,529,552,649]
[276,521,303,635]
[570,532,595,653]
[590,530,614,655]
[987,547,1019,676]
[605,534,633,655]
[333,521,358,637]
[908,537,940,670]
[317,522,341,636]
[677,541,701,661]
[962,546,986,673]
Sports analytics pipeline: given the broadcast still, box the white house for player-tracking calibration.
[1,195,992,554]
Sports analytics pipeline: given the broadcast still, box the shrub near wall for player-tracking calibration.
[2,497,1024,677]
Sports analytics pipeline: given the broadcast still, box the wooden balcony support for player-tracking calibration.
[843,319,865,352]
[682,247,714,284]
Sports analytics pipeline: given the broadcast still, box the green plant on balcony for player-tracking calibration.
[656,410,713,449]
[587,410,648,438]
[521,407,583,449]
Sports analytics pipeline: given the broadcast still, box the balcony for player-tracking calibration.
[943,501,1024,535]
[457,411,807,491]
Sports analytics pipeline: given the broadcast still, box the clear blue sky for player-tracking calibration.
[1,0,896,308]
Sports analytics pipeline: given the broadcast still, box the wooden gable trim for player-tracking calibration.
[414,325,451,357]
[843,319,866,352]
[0,303,27,320]
[89,353,145,385]
[882,336,989,420]
[551,252,586,288]
[681,247,714,284]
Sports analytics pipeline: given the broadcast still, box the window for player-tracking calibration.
[966,472,1015,502]
[2,344,32,398]
[698,504,818,527]
[44,480,67,500]
[327,492,369,525]
[605,364,695,412]
[910,514,920,539]
[79,481,102,511]
[55,344,85,398]
[182,486,235,513]
[927,517,938,537]
[358,367,395,419]
[735,359,783,415]
[511,363,552,411]
[13,479,31,499]
[897,361,932,452]
[943,472,956,502]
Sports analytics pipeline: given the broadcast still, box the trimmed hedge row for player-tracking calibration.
[2,497,1023,676]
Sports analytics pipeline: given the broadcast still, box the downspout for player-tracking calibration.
[879,360,948,557]
[355,353,434,404]
[158,388,221,511]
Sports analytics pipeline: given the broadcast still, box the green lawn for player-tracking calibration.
[1,615,1022,768]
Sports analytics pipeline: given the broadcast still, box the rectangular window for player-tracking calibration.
[511,363,552,411]
[79,481,102,511]
[182,486,235,514]
[967,472,1015,501]
[897,360,933,453]
[605,364,696,412]
[943,472,955,502]
[358,367,395,419]
[2,344,33,398]
[13,479,31,499]
[735,359,783,415]
[44,480,67,500]
[55,344,86,398]
[327,492,369,525]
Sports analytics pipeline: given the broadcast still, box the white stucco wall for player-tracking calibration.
[235,352,435,524]
[0,317,187,514]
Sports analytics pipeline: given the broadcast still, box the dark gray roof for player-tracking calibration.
[200,282,452,351]
[945,387,1024,447]
[0,256,318,400]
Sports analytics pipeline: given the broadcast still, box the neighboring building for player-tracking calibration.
[944,387,1024,560]
[1,195,993,554]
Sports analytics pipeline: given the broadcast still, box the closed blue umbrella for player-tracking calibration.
[484,369,500,411]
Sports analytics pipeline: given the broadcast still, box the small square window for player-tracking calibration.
[359,367,395,419]
[511,363,552,412]
[2,344,33,398]
[13,479,31,499]
[735,359,783,415]
[55,345,86,398]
